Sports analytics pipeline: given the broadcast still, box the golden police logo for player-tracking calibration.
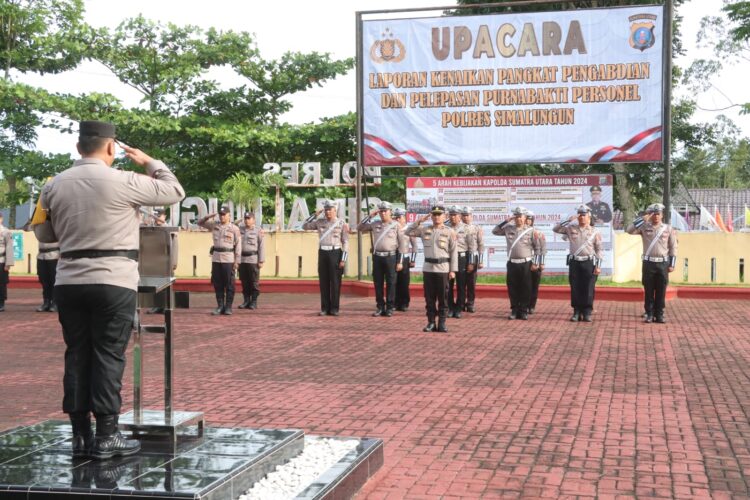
[629,14,657,51]
[370,28,406,64]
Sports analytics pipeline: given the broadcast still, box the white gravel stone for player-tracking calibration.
[239,436,360,500]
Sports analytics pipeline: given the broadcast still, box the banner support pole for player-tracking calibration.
[356,11,364,280]
[662,0,673,222]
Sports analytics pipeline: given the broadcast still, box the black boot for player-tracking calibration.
[48,300,57,313]
[91,415,140,460]
[36,300,50,312]
[212,299,224,315]
[0,302,5,312]
[570,310,579,322]
[437,314,448,333]
[423,317,436,332]
[238,295,250,309]
[222,294,234,315]
[249,294,258,310]
[69,412,94,459]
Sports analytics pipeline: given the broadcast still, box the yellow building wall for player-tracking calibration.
[10,230,750,284]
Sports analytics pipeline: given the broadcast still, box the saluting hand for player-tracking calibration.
[121,144,154,167]
[419,214,430,223]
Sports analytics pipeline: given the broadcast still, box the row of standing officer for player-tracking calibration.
[197,208,265,315]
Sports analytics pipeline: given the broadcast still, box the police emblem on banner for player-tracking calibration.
[370,28,406,64]
[629,14,657,51]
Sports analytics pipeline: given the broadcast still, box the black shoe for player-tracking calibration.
[0,303,5,312]
[519,312,528,320]
[384,309,394,317]
[372,309,384,317]
[466,305,475,313]
[655,315,665,324]
[70,412,94,459]
[582,314,593,323]
[437,321,448,333]
[395,306,407,312]
[36,301,50,312]
[238,299,250,309]
[644,314,653,323]
[453,310,462,319]
[508,311,517,320]
[329,310,339,316]
[570,312,579,322]
[211,307,223,316]
[248,300,257,310]
[528,307,535,315]
[91,415,140,460]
[423,322,436,332]
[319,310,328,316]
[146,307,163,314]
[221,306,233,315]
[48,301,58,313]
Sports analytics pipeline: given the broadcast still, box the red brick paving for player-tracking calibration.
[2,288,750,498]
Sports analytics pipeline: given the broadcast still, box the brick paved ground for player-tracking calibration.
[2,288,750,498]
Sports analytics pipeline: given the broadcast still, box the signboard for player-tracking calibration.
[406,175,614,274]
[363,6,664,165]
[12,232,23,262]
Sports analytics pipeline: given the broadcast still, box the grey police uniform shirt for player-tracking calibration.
[400,224,419,260]
[239,225,265,265]
[530,225,547,263]
[34,158,185,291]
[447,221,477,257]
[198,219,242,264]
[405,223,458,273]
[0,225,14,266]
[38,240,60,261]
[302,217,350,253]
[552,221,603,262]
[357,217,407,256]
[626,219,678,261]
[492,221,541,262]
[465,224,485,263]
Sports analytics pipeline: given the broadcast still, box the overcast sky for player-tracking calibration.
[21,0,750,156]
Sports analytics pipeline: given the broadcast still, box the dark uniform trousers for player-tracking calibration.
[507,261,532,313]
[569,259,597,314]
[448,254,468,313]
[0,266,8,304]
[373,254,397,311]
[239,263,260,301]
[530,267,542,309]
[642,261,668,316]
[465,266,477,308]
[38,259,58,302]
[211,262,236,306]
[395,257,411,309]
[54,284,136,416]
[318,249,343,313]
[423,271,449,322]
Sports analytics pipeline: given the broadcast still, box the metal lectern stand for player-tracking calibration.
[119,226,204,444]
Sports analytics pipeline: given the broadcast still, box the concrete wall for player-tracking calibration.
[9,230,750,284]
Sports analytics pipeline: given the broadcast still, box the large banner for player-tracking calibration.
[406,175,614,274]
[363,6,664,165]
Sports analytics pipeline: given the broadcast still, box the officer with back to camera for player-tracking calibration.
[198,206,242,316]
[303,199,350,316]
[626,203,678,323]
[33,120,185,460]
[358,201,406,317]
[553,205,603,322]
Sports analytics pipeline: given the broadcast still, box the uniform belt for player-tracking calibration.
[39,247,60,253]
[241,251,258,256]
[571,255,595,261]
[425,257,449,264]
[508,257,532,264]
[320,245,341,251]
[643,256,667,262]
[212,247,234,253]
[373,251,396,257]
[61,249,139,261]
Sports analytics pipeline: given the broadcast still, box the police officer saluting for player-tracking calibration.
[394,207,417,312]
[526,211,546,314]
[461,206,484,313]
[493,207,541,320]
[626,203,678,323]
[237,212,265,310]
[358,201,405,317]
[553,205,603,322]
[0,213,13,312]
[406,205,457,333]
[33,120,185,460]
[446,205,476,318]
[198,206,241,315]
[303,200,349,316]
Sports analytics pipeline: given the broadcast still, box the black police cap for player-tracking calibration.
[79,120,116,139]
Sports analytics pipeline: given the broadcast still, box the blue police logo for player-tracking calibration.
[629,14,657,52]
